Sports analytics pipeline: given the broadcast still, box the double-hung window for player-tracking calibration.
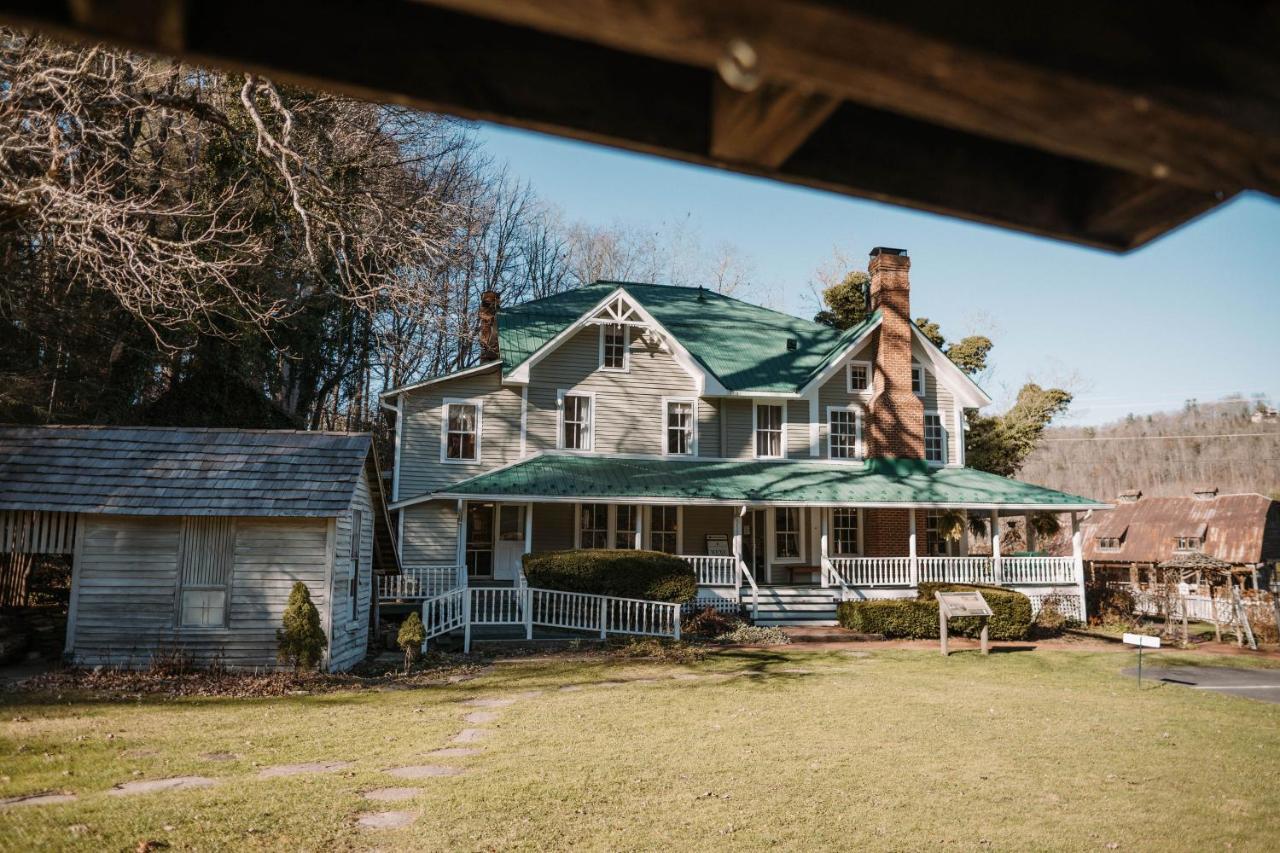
[614,505,638,549]
[178,517,235,629]
[649,506,679,554]
[832,508,859,556]
[443,400,480,462]
[774,508,802,561]
[665,399,696,455]
[846,360,872,394]
[579,503,609,549]
[827,407,861,459]
[560,392,593,450]
[755,403,784,458]
[600,325,629,371]
[924,412,947,465]
[911,363,926,396]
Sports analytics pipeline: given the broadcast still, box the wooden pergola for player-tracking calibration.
[3,2,1278,251]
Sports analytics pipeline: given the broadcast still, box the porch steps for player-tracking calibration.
[744,586,840,627]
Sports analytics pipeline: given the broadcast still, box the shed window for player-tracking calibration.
[350,509,363,623]
[444,401,480,461]
[755,403,784,458]
[178,517,235,629]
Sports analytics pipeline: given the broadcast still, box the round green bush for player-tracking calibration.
[837,584,1033,640]
[521,549,697,603]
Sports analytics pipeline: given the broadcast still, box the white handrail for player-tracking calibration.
[821,556,852,601]
[681,554,738,587]
[999,556,1075,585]
[917,556,995,585]
[380,565,463,601]
[420,586,466,650]
[738,560,760,621]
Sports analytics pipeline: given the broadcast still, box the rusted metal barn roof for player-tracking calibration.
[1083,492,1280,566]
[0,425,371,517]
[3,2,1278,251]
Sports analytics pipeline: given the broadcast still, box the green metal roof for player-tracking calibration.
[499,282,881,394]
[428,454,1108,509]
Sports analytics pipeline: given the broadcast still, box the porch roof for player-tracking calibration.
[421,454,1109,511]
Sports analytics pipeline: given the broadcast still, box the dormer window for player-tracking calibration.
[1097,537,1122,552]
[911,363,926,396]
[1174,536,1201,552]
[846,360,872,394]
[600,325,629,371]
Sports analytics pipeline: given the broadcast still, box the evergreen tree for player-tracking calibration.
[277,582,328,670]
[397,612,427,673]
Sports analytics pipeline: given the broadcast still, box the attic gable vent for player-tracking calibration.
[1192,485,1218,500]
[786,338,798,351]
[1117,489,1142,502]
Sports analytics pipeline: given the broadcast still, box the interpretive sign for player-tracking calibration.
[936,591,994,656]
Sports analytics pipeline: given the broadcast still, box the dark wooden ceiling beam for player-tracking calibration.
[418,0,1280,197]
[0,0,1239,250]
[710,79,841,169]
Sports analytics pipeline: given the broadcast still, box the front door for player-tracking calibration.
[742,509,767,584]
[494,504,526,582]
[466,503,495,581]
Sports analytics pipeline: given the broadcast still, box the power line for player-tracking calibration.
[1041,432,1280,443]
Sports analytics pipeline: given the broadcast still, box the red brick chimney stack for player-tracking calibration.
[866,247,924,458]
[478,290,500,363]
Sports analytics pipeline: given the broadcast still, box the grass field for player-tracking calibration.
[3,647,1279,851]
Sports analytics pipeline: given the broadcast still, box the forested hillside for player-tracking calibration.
[1019,398,1280,501]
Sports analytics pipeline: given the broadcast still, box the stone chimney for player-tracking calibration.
[866,247,923,458]
[478,290,500,362]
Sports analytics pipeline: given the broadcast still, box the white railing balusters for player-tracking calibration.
[679,555,738,587]
[380,565,464,601]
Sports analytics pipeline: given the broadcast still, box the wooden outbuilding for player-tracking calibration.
[0,426,385,671]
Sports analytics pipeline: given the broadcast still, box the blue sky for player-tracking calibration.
[475,124,1280,426]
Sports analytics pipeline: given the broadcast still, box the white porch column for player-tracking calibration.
[990,509,1002,585]
[959,510,969,557]
[1025,512,1038,553]
[634,504,643,550]
[907,509,919,588]
[1071,511,1088,622]
[522,502,534,587]
[819,509,830,588]
[455,499,468,588]
[732,509,744,589]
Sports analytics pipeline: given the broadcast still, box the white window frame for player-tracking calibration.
[845,359,873,395]
[1173,536,1201,552]
[923,409,948,466]
[831,507,862,557]
[662,397,699,456]
[1097,537,1122,552]
[176,517,235,631]
[349,508,364,626]
[575,502,611,549]
[598,323,630,372]
[826,405,864,460]
[557,389,596,451]
[574,504,643,550]
[770,506,805,565]
[753,400,787,459]
[647,505,683,554]
[440,398,483,464]
[912,363,927,397]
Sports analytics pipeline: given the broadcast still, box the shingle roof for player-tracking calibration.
[422,453,1107,509]
[499,282,881,394]
[0,426,370,517]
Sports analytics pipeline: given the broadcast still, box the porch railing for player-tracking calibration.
[681,555,738,587]
[424,586,681,653]
[828,557,912,587]
[1000,556,1075,585]
[379,565,463,601]
[918,556,996,585]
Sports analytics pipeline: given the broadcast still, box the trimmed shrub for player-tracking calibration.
[837,584,1033,640]
[277,581,328,670]
[522,549,697,603]
[397,612,426,673]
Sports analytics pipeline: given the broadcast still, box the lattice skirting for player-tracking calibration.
[1027,593,1083,622]
[682,598,743,617]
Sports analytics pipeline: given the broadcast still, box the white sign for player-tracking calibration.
[1123,633,1161,649]
[705,535,730,557]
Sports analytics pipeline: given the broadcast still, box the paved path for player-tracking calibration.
[1122,665,1280,703]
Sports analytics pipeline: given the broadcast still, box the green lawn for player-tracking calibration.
[3,648,1279,851]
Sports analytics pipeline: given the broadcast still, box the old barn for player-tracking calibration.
[0,426,385,671]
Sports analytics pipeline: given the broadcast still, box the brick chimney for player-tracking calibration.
[478,290,500,362]
[866,247,923,458]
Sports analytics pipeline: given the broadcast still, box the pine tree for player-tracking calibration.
[277,582,328,670]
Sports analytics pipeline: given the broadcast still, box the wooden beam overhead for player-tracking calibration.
[710,79,841,169]
[0,0,1266,251]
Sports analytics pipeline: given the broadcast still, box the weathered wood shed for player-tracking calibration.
[0,426,380,671]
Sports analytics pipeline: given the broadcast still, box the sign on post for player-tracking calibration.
[1123,632,1161,686]
[936,591,994,656]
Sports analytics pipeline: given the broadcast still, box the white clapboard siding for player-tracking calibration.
[401,500,459,565]
[330,468,375,671]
